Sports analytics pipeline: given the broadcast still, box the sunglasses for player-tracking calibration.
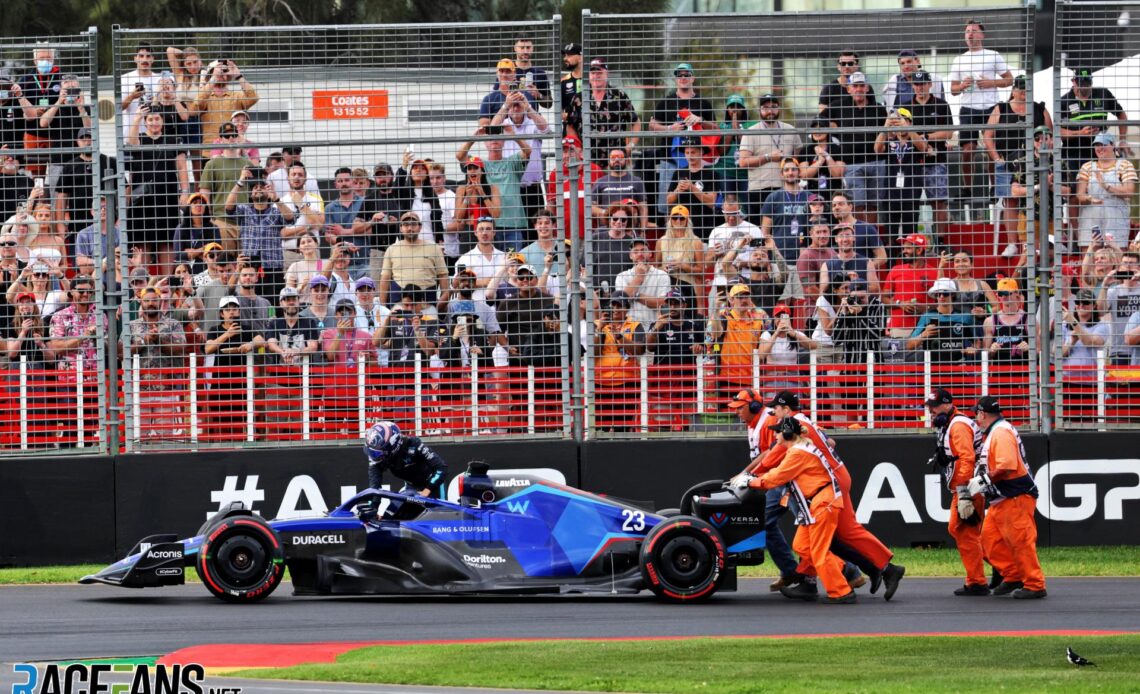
[0,241,16,247]
[675,72,693,78]
[838,60,859,67]
[670,215,686,221]
[33,272,49,278]
[73,288,93,294]
[723,210,741,216]
[610,216,628,223]
[1075,300,1093,307]
[999,291,1017,297]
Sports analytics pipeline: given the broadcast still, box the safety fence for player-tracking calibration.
[6,9,1140,455]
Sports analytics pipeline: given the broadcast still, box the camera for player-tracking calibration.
[748,238,765,248]
[134,83,145,92]
[484,124,503,136]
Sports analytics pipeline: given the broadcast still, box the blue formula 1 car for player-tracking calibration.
[81,464,766,603]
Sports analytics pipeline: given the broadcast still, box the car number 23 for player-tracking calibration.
[620,508,645,531]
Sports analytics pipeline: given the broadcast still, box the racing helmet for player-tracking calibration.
[364,421,403,463]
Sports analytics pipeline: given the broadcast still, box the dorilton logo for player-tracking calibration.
[146,550,183,560]
[291,534,345,546]
[463,554,507,566]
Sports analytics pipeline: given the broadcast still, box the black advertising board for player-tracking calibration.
[0,455,115,565]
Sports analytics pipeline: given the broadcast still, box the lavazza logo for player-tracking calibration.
[291,534,345,546]
[464,553,507,567]
[494,478,532,488]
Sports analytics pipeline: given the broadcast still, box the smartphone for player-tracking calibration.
[524,72,535,88]
[33,177,44,189]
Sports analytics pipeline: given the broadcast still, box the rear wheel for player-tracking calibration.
[678,480,725,516]
[639,516,725,602]
[196,516,284,603]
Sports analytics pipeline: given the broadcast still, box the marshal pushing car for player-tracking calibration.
[81,463,765,603]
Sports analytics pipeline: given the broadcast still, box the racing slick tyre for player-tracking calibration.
[639,516,726,603]
[656,508,682,517]
[678,480,725,516]
[196,516,285,603]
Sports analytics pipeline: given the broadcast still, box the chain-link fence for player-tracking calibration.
[0,30,110,454]
[579,6,1040,436]
[1052,1,1140,430]
[110,21,568,451]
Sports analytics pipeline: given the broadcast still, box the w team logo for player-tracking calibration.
[709,512,729,528]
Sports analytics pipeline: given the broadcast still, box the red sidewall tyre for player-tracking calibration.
[196,516,284,603]
[640,516,726,603]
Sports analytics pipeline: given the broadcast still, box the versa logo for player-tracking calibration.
[1038,459,1140,521]
[505,500,530,514]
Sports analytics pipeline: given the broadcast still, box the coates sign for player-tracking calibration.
[312,90,389,120]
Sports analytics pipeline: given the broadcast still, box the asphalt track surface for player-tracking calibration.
[4,577,1139,664]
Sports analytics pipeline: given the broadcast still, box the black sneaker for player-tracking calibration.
[868,569,883,594]
[992,581,1024,596]
[1012,588,1047,600]
[780,582,819,601]
[769,573,802,592]
[882,563,906,601]
[989,568,1004,589]
[821,591,856,604]
[953,583,991,596]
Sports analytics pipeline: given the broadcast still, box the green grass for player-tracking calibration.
[235,635,1140,693]
[3,546,1138,585]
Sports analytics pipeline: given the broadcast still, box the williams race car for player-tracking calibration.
[81,464,765,603]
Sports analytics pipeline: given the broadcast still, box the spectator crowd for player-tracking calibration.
[0,21,1137,441]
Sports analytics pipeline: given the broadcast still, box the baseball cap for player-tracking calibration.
[231,110,249,120]
[1012,74,1028,90]
[670,205,690,219]
[218,121,238,136]
[974,396,1002,415]
[1093,131,1116,147]
[76,127,93,140]
[202,242,223,254]
[726,94,746,108]
[912,70,932,84]
[1073,67,1093,84]
[465,156,485,170]
[897,49,918,59]
[664,288,685,303]
[373,162,393,176]
[924,388,954,407]
[129,266,150,283]
[496,58,516,71]
[71,275,94,289]
[996,278,1020,293]
[1075,288,1097,303]
[728,284,751,298]
[335,298,356,312]
[187,192,208,206]
[673,62,694,76]
[589,58,608,71]
[219,295,240,309]
[562,43,582,56]
[309,275,330,288]
[758,93,780,106]
[137,286,159,299]
[354,277,376,291]
[928,277,957,295]
[765,390,801,409]
[896,107,913,122]
[507,252,527,265]
[606,295,629,309]
[14,291,34,302]
[678,135,703,149]
[807,193,824,203]
[516,264,536,276]
[771,302,791,316]
[726,389,757,409]
[279,286,299,299]
[848,71,868,85]
[904,233,928,248]
[628,237,649,249]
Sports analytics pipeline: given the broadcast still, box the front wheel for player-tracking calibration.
[639,516,726,603]
[196,516,284,603]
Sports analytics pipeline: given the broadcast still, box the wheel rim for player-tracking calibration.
[657,535,711,589]
[211,532,271,590]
